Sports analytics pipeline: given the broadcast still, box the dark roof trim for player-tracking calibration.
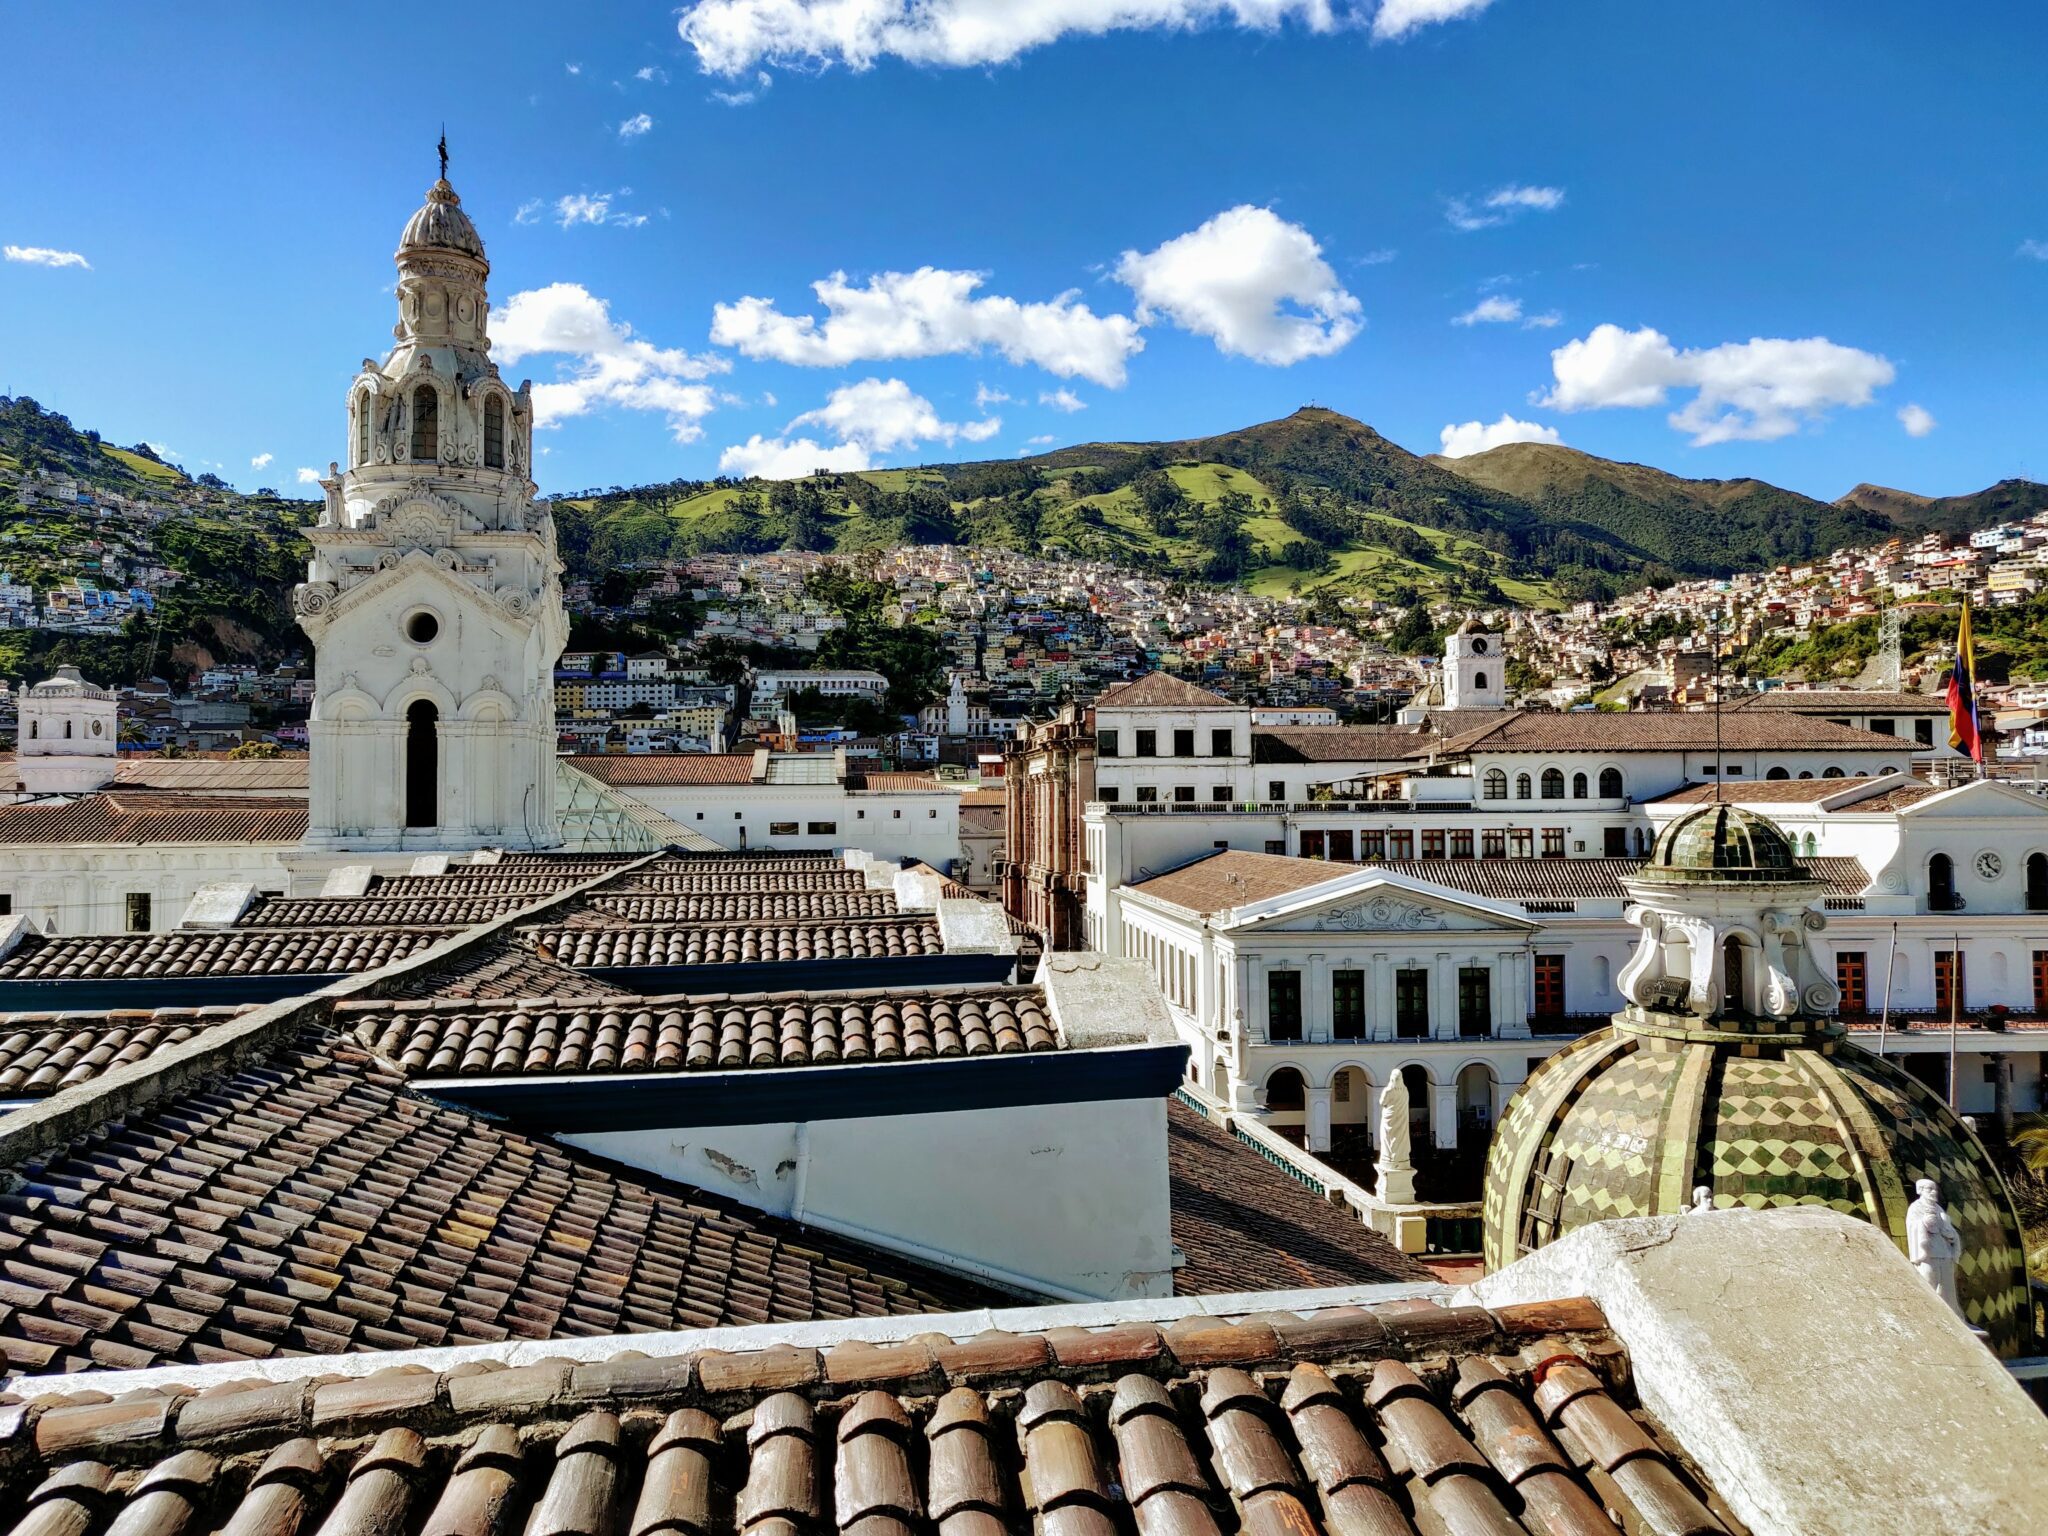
[0,973,349,1013]
[422,1040,1190,1132]
[571,953,1017,996]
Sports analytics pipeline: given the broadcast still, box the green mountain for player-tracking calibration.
[0,395,316,685]
[565,407,2032,608]
[1835,478,2048,537]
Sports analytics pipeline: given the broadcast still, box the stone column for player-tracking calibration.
[1307,953,1329,1042]
[1500,948,1532,1039]
[1306,1086,1333,1153]
[1432,951,1455,1040]
[1370,953,1394,1042]
[1432,1082,1460,1150]
[1245,954,1266,1044]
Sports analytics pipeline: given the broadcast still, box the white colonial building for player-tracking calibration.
[296,162,566,854]
[13,668,118,795]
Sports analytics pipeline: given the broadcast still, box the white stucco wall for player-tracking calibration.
[624,782,961,866]
[565,1093,1175,1301]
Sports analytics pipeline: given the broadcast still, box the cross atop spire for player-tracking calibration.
[437,130,448,182]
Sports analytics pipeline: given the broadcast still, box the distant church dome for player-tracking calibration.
[1483,803,2031,1354]
[398,178,485,261]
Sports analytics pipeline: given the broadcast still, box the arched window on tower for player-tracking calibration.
[410,385,439,464]
[1472,670,1488,693]
[27,721,36,740]
[484,396,505,469]
[2028,852,2048,912]
[355,398,369,467]
[405,700,439,829]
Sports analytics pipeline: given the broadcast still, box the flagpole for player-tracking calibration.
[1878,920,1897,1058]
[1948,931,1961,1106]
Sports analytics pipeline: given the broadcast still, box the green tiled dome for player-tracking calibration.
[1482,1016,2031,1355]
[1638,802,1809,884]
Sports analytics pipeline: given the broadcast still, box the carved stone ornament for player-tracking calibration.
[409,656,431,676]
[1313,896,1448,932]
[496,586,533,618]
[293,581,337,617]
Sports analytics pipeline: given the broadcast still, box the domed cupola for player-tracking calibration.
[1482,802,2031,1355]
[398,177,486,262]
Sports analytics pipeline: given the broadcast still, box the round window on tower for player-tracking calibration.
[404,609,441,645]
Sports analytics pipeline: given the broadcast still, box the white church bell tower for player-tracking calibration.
[297,147,566,851]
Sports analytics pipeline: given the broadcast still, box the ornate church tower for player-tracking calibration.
[297,153,566,851]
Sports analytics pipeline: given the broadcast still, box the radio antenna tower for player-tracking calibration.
[1879,601,1903,692]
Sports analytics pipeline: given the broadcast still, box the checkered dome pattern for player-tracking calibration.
[1482,1020,2031,1356]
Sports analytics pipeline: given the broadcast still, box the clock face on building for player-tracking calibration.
[90,719,102,736]
[1472,638,1489,654]
[1975,850,2002,880]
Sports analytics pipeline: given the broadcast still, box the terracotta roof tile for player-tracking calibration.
[575,890,905,924]
[0,1031,996,1375]
[1652,775,1932,808]
[1733,690,1948,712]
[1254,726,1436,764]
[0,793,308,846]
[0,1009,248,1096]
[1128,851,1351,916]
[238,894,546,928]
[340,985,1058,1075]
[570,754,758,786]
[530,917,946,968]
[1094,674,1237,709]
[373,939,601,1002]
[1167,1103,1432,1293]
[0,1298,1737,1536]
[0,927,453,981]
[1440,710,1914,755]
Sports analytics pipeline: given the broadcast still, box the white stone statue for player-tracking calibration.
[1375,1074,1416,1205]
[1906,1178,1963,1317]
[1685,1185,1713,1214]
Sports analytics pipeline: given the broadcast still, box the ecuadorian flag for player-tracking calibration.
[1947,602,1982,763]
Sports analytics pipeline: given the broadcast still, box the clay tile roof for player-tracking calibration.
[0,1030,997,1376]
[1128,850,1352,915]
[0,1007,249,1096]
[569,753,759,786]
[1359,855,1871,902]
[1651,776,1926,807]
[0,1290,1745,1536]
[0,793,308,846]
[528,917,946,970]
[607,865,872,896]
[1733,690,1948,712]
[576,889,904,924]
[1253,725,1436,763]
[1440,710,1913,755]
[1093,672,1237,709]
[0,926,456,981]
[237,893,542,928]
[113,756,310,791]
[338,983,1060,1076]
[847,771,946,792]
[374,938,602,1002]
[1167,1102,1430,1292]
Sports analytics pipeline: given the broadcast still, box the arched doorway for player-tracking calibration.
[1456,1063,1498,1146]
[405,700,439,829]
[1722,933,1747,1016]
[1263,1065,1306,1115]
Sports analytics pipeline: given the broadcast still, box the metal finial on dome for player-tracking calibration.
[438,128,448,182]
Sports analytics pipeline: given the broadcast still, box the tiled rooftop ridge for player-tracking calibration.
[0,1011,249,1099]
[0,1298,1739,1536]
[0,851,676,1174]
[572,890,906,923]
[0,927,456,980]
[336,984,1060,1077]
[527,916,946,970]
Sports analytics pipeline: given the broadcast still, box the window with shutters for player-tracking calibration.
[1836,952,1867,1016]
[1533,954,1566,1018]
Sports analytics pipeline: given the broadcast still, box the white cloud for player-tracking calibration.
[2018,239,2048,261]
[1452,294,1521,326]
[788,376,997,452]
[1040,387,1086,412]
[1355,246,1398,265]
[1523,310,1562,329]
[1372,0,1491,39]
[719,436,874,479]
[713,70,774,105]
[1114,204,1361,365]
[725,377,1001,478]
[635,65,670,82]
[3,245,90,269]
[712,267,1143,386]
[975,383,1014,408]
[554,191,647,229]
[250,452,274,470]
[566,61,583,74]
[1538,322,1896,445]
[145,442,181,461]
[295,467,322,484]
[1028,433,1058,445]
[1898,402,1937,438]
[1446,183,1565,232]
[676,1,1402,75]
[619,112,655,138]
[514,199,544,226]
[1438,414,1561,457]
[492,282,730,442]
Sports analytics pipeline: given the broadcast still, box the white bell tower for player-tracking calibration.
[16,667,118,795]
[297,148,566,852]
[1443,619,1506,711]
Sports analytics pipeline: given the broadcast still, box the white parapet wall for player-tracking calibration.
[1469,1207,2048,1536]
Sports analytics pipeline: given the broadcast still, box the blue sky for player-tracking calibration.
[2,1,2043,502]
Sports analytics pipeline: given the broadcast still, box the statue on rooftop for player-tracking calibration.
[1906,1178,1963,1317]
[1375,1072,1416,1205]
